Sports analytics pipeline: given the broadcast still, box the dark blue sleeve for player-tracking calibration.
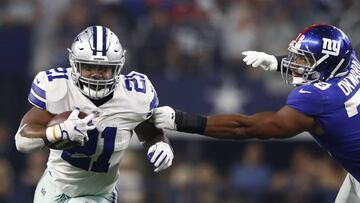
[286,86,324,116]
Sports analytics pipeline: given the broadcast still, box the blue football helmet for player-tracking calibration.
[68,26,126,99]
[281,24,353,85]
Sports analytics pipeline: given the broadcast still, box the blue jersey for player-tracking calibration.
[287,53,360,181]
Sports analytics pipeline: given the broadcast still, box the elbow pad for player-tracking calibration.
[15,125,45,153]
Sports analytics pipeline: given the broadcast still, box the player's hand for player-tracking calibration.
[242,51,278,72]
[151,106,177,130]
[147,141,174,173]
[46,109,95,146]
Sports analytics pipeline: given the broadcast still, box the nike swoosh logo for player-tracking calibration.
[299,89,312,94]
[36,78,41,84]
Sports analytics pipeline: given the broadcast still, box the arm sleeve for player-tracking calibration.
[286,86,324,116]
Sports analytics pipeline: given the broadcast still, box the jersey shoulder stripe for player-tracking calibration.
[28,67,70,109]
[28,91,46,109]
[31,82,46,100]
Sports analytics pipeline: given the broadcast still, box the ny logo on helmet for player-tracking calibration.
[322,38,340,56]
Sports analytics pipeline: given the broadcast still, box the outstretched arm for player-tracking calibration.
[205,106,317,139]
[152,106,321,140]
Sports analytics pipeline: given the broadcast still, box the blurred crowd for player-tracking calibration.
[3,0,359,77]
[1,0,360,202]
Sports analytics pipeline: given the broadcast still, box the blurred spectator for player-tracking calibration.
[54,0,94,68]
[12,151,48,203]
[0,122,13,157]
[117,150,145,203]
[219,1,257,74]
[167,162,194,203]
[1,0,39,26]
[193,162,221,203]
[166,1,217,79]
[339,0,360,53]
[228,142,272,203]
[285,147,319,203]
[315,155,346,203]
[0,122,25,173]
[136,8,172,77]
[0,158,14,203]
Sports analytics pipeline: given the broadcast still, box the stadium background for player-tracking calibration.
[1,0,360,202]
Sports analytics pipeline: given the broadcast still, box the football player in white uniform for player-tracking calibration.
[15,26,174,203]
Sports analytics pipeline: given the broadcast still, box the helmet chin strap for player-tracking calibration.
[326,58,345,81]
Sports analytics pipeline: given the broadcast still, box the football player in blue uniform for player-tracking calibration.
[152,24,360,203]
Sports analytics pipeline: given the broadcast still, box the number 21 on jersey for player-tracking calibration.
[61,127,116,173]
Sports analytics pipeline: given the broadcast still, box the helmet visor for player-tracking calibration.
[78,63,117,80]
[72,62,121,99]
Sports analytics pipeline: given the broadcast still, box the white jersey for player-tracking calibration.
[28,67,159,197]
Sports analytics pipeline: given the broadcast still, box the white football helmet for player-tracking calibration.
[68,25,126,99]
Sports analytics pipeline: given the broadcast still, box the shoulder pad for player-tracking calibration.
[287,84,325,116]
[28,68,70,109]
[121,71,159,110]
[291,84,322,98]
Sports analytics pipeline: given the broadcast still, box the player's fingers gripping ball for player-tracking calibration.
[46,108,95,149]
[147,141,174,172]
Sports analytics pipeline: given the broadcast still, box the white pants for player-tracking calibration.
[335,173,360,203]
[34,169,118,203]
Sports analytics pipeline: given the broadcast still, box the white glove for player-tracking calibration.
[242,51,278,72]
[46,109,95,146]
[151,106,177,130]
[147,141,174,172]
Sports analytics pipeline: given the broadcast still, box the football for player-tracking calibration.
[47,111,88,150]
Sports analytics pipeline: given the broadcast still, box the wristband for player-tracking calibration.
[175,110,207,134]
[45,125,61,143]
